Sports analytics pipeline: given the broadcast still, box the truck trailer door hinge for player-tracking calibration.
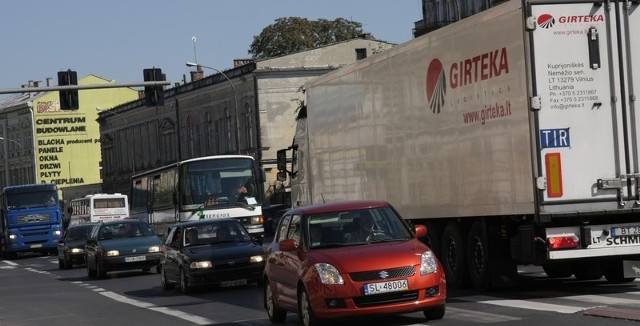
[587,27,601,69]
[536,177,546,190]
[531,96,542,111]
[597,178,624,189]
[526,17,537,30]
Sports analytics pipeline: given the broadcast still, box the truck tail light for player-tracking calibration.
[547,234,579,250]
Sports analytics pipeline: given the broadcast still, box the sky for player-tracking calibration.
[1,0,422,95]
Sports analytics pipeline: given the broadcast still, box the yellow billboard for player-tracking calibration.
[32,75,138,190]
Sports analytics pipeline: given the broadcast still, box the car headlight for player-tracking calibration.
[250,255,264,263]
[420,250,438,275]
[148,246,161,253]
[54,230,62,236]
[315,263,344,285]
[8,234,16,240]
[71,248,84,254]
[190,261,213,269]
[106,250,119,257]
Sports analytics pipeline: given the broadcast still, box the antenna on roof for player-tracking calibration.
[191,36,198,65]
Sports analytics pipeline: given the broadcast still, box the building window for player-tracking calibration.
[244,103,253,149]
[356,48,367,60]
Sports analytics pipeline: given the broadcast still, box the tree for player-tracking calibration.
[249,17,367,59]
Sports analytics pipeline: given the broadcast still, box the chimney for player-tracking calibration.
[190,65,204,82]
[46,77,53,86]
[234,59,254,68]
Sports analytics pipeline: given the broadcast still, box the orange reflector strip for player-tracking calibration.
[547,235,579,250]
[545,153,563,197]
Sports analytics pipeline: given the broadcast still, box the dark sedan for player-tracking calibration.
[85,219,162,279]
[161,219,265,294]
[57,223,97,269]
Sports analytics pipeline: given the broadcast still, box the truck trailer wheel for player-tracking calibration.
[467,220,491,290]
[602,260,636,283]
[441,222,467,289]
[422,221,440,257]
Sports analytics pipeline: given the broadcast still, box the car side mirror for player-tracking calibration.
[279,238,298,251]
[414,224,427,238]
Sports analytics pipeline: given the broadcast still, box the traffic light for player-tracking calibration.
[143,68,165,106]
[57,70,79,110]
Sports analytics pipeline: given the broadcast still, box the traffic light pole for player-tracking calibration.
[0,81,170,94]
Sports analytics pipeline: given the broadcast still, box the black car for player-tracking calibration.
[161,219,265,294]
[85,219,162,279]
[262,204,289,237]
[57,223,97,269]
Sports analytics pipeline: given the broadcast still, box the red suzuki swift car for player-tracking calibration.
[263,200,446,326]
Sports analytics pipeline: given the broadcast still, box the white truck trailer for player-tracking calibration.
[277,0,640,289]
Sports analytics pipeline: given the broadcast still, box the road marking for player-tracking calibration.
[444,306,521,323]
[458,295,587,314]
[100,290,217,325]
[561,294,640,306]
[1,260,18,269]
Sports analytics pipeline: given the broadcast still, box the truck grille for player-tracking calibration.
[18,214,49,224]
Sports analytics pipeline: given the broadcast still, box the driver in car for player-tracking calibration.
[350,212,375,242]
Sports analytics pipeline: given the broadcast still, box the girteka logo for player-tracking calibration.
[538,14,556,29]
[426,59,446,114]
[538,13,604,29]
[425,47,510,114]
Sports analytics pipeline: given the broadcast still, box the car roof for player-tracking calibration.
[100,219,145,226]
[173,218,241,228]
[67,223,98,228]
[287,200,391,216]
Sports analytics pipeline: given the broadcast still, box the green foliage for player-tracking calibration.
[249,17,366,59]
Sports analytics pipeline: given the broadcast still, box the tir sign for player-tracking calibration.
[540,128,570,148]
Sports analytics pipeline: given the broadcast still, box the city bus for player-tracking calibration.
[0,183,63,259]
[68,193,129,225]
[130,155,265,238]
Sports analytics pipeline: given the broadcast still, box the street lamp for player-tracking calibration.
[96,107,136,175]
[0,136,25,185]
[185,62,241,154]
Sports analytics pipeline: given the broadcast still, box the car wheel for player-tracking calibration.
[64,254,73,270]
[180,267,191,294]
[423,304,446,320]
[161,267,175,290]
[96,260,107,279]
[298,287,320,326]
[87,257,96,278]
[264,280,286,322]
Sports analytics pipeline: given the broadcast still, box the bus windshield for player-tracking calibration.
[180,158,262,209]
[6,190,58,209]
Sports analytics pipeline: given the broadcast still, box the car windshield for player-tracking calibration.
[67,225,94,241]
[98,222,153,240]
[306,206,413,249]
[183,221,251,246]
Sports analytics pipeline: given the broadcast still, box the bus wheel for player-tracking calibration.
[467,221,490,290]
[440,222,466,289]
